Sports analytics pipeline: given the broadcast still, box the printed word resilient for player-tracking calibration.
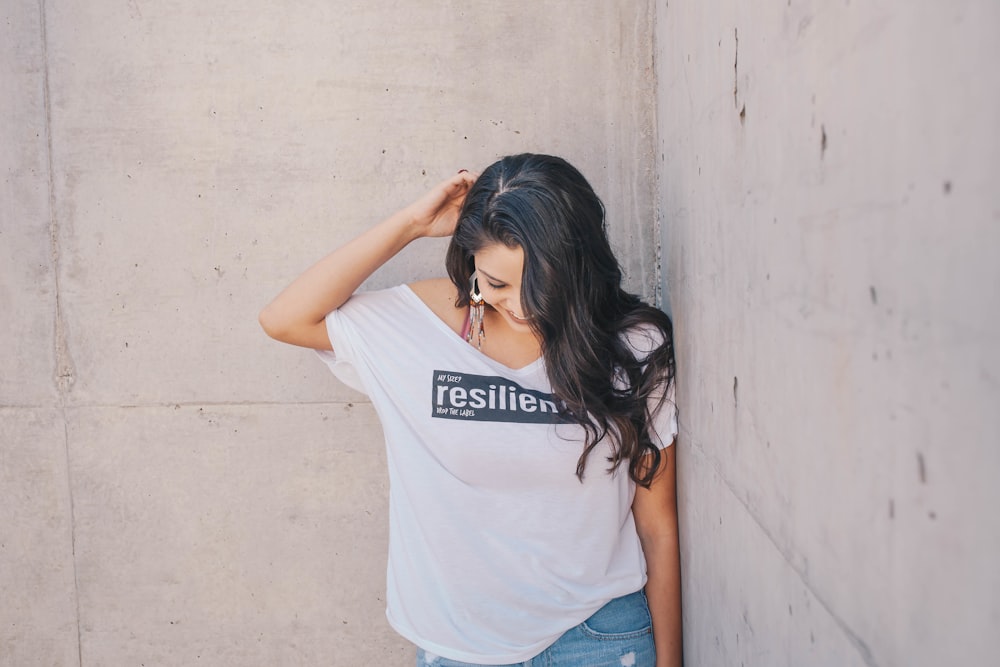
[430,370,567,424]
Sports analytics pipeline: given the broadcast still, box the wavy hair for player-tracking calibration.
[445,154,675,487]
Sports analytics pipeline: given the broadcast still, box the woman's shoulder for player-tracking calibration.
[620,320,670,358]
[408,278,467,336]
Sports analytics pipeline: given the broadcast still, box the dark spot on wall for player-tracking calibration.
[889,499,895,518]
[821,125,827,157]
[789,604,793,616]
[917,452,927,483]
[733,28,739,108]
[929,510,937,520]
[733,376,738,405]
[943,180,952,194]
[739,104,746,125]
[869,286,877,305]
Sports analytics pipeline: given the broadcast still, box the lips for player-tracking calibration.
[507,310,530,323]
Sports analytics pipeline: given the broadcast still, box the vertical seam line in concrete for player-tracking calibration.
[38,1,83,664]
[39,2,73,394]
[685,435,881,667]
[641,0,659,308]
[649,0,664,311]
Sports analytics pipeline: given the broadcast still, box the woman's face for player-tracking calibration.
[473,243,532,332]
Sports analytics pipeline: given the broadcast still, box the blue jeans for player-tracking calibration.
[415,590,655,667]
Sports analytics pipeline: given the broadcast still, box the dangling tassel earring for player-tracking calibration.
[467,273,486,350]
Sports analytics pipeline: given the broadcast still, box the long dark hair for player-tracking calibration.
[445,154,675,487]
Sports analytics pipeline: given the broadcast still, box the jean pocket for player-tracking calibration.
[579,590,653,640]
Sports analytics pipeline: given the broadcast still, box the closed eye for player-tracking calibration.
[487,281,507,290]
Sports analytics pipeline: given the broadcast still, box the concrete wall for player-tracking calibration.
[656,1,1000,666]
[1,1,655,665]
[7,0,998,665]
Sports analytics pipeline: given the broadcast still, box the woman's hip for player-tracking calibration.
[415,589,655,667]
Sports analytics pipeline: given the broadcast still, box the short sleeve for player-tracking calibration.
[313,308,368,394]
[649,379,677,449]
[621,324,677,449]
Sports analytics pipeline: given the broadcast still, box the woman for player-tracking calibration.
[259,154,681,667]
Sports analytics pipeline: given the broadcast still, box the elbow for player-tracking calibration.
[259,304,329,349]
[258,304,287,341]
[258,293,333,349]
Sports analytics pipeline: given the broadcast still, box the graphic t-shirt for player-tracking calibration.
[315,285,676,664]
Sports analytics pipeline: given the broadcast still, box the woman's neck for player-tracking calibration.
[472,307,542,369]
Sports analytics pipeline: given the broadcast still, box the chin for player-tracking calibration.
[508,317,536,335]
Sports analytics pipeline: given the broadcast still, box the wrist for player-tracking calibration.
[383,206,424,246]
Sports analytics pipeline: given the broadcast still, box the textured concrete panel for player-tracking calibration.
[658,1,1000,665]
[41,0,656,406]
[0,408,78,666]
[0,0,59,406]
[678,444,871,667]
[0,1,659,663]
[69,402,409,666]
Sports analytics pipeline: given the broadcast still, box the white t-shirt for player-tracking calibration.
[315,285,676,664]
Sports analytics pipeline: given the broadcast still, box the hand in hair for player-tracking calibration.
[403,170,479,239]
[259,170,476,350]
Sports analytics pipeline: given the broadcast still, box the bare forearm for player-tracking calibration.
[633,447,682,667]
[644,539,682,667]
[259,209,418,346]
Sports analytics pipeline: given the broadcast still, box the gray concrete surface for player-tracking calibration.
[2,1,656,665]
[5,0,998,665]
[656,1,1000,665]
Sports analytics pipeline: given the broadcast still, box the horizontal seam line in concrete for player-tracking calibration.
[0,400,372,410]
[683,427,881,667]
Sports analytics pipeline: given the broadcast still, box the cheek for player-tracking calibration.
[478,284,498,303]
[484,288,520,313]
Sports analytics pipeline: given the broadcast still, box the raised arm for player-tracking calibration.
[258,171,476,349]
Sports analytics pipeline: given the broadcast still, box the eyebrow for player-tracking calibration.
[476,269,506,283]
